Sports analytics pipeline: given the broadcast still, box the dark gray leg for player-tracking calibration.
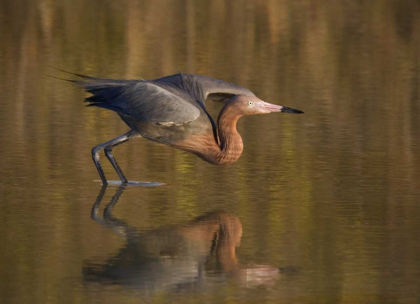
[91,131,141,185]
[104,148,127,183]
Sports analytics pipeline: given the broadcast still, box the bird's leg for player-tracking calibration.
[104,134,137,183]
[92,145,108,185]
[91,131,141,185]
[104,148,127,183]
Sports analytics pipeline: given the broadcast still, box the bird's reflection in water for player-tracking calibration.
[84,186,280,292]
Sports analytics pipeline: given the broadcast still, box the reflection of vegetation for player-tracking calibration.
[0,0,420,303]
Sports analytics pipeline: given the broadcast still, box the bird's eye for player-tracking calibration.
[248,101,253,106]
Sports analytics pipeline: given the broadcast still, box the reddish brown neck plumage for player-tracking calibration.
[214,105,244,165]
[173,102,244,165]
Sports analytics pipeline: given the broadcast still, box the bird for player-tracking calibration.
[62,71,303,185]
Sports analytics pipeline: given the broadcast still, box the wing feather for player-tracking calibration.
[82,81,201,123]
[155,74,256,104]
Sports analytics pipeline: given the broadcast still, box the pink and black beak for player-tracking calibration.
[261,102,304,114]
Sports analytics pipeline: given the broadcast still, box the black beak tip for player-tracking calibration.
[281,107,304,114]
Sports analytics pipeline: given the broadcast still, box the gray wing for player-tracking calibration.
[154,74,256,104]
[80,80,201,123]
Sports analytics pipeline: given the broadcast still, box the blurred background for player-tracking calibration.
[1,0,420,303]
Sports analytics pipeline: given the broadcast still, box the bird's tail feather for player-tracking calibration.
[46,65,115,82]
[47,65,140,88]
[47,66,141,105]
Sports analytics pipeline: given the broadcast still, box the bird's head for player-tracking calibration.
[226,95,304,116]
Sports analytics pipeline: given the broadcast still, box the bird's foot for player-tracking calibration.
[94,180,165,187]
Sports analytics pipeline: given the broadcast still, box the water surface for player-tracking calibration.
[1,1,420,303]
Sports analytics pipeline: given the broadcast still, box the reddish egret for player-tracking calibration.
[67,72,303,185]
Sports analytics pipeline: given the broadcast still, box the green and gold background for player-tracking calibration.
[1,1,420,303]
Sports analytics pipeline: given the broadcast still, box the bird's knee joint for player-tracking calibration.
[104,147,113,154]
[91,147,102,159]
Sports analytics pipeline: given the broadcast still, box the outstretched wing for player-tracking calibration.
[55,68,253,123]
[78,80,201,124]
[154,74,256,104]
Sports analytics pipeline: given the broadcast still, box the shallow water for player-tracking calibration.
[1,1,420,303]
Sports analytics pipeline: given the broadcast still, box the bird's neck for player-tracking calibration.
[171,103,244,165]
[214,106,244,165]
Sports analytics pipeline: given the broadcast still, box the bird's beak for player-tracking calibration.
[261,102,304,114]
[280,106,304,114]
